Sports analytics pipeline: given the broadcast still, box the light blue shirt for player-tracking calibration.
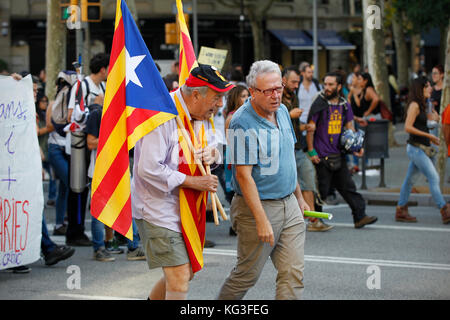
[227,98,297,200]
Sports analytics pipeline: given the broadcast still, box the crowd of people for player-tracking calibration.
[2,54,449,299]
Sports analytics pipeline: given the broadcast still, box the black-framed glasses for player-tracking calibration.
[254,84,284,96]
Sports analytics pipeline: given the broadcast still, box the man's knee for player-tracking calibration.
[164,264,192,292]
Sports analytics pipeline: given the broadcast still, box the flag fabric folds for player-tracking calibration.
[90,0,177,240]
[176,0,209,273]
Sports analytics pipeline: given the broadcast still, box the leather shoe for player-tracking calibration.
[45,245,75,266]
[354,215,378,229]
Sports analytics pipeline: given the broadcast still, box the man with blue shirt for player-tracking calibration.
[218,60,309,300]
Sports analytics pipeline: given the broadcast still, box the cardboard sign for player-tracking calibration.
[198,46,228,71]
[0,75,43,269]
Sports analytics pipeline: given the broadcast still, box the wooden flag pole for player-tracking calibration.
[176,116,227,223]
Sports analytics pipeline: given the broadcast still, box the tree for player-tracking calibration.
[385,0,409,89]
[363,0,396,146]
[217,0,275,61]
[45,0,67,100]
[395,0,450,65]
[437,23,450,190]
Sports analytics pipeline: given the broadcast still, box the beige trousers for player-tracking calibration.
[217,193,306,300]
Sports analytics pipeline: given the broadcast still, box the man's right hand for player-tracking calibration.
[289,108,303,119]
[255,217,274,246]
[309,155,320,164]
[182,174,218,193]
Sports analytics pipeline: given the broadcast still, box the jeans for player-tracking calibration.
[42,161,56,200]
[398,144,446,209]
[48,144,69,226]
[41,215,56,256]
[91,218,140,251]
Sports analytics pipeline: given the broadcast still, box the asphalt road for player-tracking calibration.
[1,202,449,300]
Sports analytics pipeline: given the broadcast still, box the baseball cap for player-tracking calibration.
[185,64,235,92]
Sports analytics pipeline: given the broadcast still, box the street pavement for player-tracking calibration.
[1,123,449,300]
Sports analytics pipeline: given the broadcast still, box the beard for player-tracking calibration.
[324,88,339,100]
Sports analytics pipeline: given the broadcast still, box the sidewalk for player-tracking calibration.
[346,122,450,207]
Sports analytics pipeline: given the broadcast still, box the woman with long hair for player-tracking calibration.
[395,77,450,224]
[224,85,249,236]
[353,72,380,118]
[224,85,249,131]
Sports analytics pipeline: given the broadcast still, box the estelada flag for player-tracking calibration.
[90,0,178,239]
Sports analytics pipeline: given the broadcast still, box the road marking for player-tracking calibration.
[329,222,450,233]
[204,248,450,271]
[58,293,141,300]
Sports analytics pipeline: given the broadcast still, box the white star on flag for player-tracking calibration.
[125,49,146,88]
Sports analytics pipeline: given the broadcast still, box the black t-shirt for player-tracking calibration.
[431,88,442,114]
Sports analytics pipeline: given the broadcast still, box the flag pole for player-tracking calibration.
[175,116,227,223]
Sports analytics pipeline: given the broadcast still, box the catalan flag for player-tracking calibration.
[175,0,207,273]
[90,0,177,239]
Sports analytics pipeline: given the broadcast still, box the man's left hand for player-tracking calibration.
[194,146,220,165]
[297,197,310,215]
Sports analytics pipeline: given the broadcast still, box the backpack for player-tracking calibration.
[51,71,77,136]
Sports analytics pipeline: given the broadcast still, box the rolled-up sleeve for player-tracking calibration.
[136,122,186,193]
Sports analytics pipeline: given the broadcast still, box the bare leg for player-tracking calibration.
[162,263,193,300]
[149,276,166,300]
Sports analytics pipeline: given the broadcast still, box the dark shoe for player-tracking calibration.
[229,227,237,236]
[53,225,67,236]
[354,215,378,229]
[94,248,115,262]
[66,234,92,247]
[7,266,31,273]
[395,205,417,222]
[440,203,450,224]
[105,239,124,254]
[307,219,334,232]
[204,239,215,248]
[46,199,56,207]
[44,245,75,266]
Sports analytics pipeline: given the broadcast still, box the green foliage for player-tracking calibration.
[394,0,450,32]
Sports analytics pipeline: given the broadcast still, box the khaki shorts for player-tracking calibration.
[135,219,189,269]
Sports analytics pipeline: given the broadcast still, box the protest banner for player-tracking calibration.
[0,75,43,269]
[197,46,228,71]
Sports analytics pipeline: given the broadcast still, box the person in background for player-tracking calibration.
[395,77,450,224]
[354,72,380,119]
[224,85,250,236]
[442,103,450,183]
[307,72,378,229]
[36,94,57,207]
[430,65,444,115]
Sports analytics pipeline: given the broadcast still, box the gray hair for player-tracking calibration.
[181,84,209,97]
[299,61,310,73]
[246,60,281,88]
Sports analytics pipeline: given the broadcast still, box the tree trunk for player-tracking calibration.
[391,8,409,89]
[45,0,67,100]
[363,0,396,146]
[247,10,265,61]
[437,20,450,191]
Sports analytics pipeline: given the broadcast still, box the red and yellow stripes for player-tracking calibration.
[175,95,207,273]
[91,0,175,240]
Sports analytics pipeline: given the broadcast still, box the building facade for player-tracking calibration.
[0,0,364,78]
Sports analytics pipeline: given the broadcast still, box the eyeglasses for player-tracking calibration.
[253,84,284,96]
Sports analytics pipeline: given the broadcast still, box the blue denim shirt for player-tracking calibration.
[227,98,297,200]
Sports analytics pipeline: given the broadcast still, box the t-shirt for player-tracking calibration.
[310,102,354,158]
[442,104,450,156]
[228,98,298,200]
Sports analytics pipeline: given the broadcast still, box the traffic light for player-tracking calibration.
[165,23,177,45]
[60,0,72,22]
[81,0,102,22]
